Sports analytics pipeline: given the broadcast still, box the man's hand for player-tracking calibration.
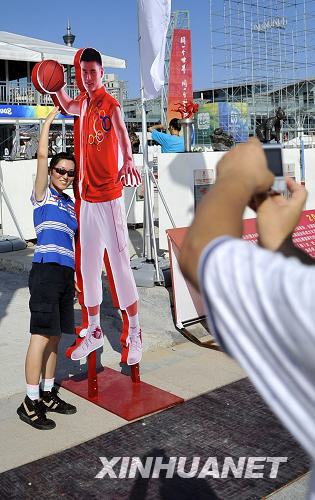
[256,178,307,250]
[118,160,142,187]
[148,124,166,133]
[216,137,274,195]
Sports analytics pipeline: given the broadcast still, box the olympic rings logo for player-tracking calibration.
[88,109,112,150]
[99,110,111,132]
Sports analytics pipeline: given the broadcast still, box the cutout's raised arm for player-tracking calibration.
[55,88,80,116]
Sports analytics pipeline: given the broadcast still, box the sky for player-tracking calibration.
[1,0,210,98]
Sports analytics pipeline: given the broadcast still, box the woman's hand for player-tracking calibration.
[44,107,60,125]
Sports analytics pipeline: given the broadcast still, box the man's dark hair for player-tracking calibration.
[169,118,181,132]
[49,152,76,170]
[80,47,102,67]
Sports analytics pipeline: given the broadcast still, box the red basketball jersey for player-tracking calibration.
[79,87,122,202]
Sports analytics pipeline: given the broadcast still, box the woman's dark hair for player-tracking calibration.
[80,47,102,66]
[49,152,76,170]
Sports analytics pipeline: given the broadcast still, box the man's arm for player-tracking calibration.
[179,138,274,290]
[148,124,166,133]
[112,106,133,171]
[178,138,315,466]
[112,106,141,185]
[55,88,80,116]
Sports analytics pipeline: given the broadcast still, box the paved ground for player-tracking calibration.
[0,236,311,498]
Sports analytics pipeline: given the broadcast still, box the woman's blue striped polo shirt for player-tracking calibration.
[31,186,78,269]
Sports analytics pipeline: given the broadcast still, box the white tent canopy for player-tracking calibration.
[0,31,126,69]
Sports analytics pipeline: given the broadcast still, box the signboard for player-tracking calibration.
[243,210,315,258]
[194,103,219,144]
[167,209,315,328]
[252,17,288,32]
[218,102,249,142]
[0,104,69,119]
[167,29,193,124]
[194,169,215,210]
[292,211,315,256]
[194,102,249,144]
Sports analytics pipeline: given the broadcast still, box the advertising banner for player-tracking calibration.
[0,104,68,119]
[194,103,219,144]
[167,29,193,124]
[243,210,315,258]
[194,102,249,145]
[218,102,249,142]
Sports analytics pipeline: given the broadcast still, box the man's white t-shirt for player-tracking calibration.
[199,237,315,498]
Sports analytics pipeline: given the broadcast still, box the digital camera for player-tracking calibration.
[263,144,286,194]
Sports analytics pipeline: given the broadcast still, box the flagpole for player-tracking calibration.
[139,75,151,260]
[138,1,161,283]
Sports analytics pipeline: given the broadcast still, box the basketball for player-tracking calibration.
[35,60,65,93]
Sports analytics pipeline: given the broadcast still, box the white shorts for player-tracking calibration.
[80,197,138,309]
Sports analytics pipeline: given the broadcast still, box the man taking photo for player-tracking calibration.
[179,138,315,498]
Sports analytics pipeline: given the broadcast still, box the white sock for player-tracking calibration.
[128,313,140,331]
[27,384,40,401]
[41,378,54,392]
[88,312,100,327]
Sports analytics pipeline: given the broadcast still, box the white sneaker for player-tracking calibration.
[71,326,104,361]
[127,328,142,365]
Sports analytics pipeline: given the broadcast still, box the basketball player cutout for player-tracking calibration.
[32,49,142,366]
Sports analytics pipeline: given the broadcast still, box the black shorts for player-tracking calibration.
[29,263,75,336]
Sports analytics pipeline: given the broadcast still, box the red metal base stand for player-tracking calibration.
[63,318,183,420]
[61,365,183,421]
[64,329,183,420]
[62,218,183,420]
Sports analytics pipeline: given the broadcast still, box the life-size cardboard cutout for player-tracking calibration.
[32,49,142,365]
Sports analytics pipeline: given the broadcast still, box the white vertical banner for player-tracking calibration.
[138,0,171,100]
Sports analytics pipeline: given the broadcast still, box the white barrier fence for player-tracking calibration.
[157,148,305,249]
[0,153,154,239]
[0,148,314,243]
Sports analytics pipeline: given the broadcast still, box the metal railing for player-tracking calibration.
[0,82,80,106]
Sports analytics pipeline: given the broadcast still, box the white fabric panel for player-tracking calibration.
[0,32,126,68]
[138,0,171,99]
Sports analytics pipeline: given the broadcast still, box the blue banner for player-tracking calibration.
[219,102,249,142]
[0,104,69,119]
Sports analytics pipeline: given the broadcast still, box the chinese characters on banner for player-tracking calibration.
[243,210,315,259]
[168,29,193,124]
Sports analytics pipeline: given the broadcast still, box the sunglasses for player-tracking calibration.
[52,166,75,178]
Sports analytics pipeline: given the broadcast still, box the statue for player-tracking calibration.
[129,129,140,154]
[211,127,234,151]
[256,107,286,143]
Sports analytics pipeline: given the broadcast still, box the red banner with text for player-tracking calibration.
[167,29,193,124]
[243,210,315,258]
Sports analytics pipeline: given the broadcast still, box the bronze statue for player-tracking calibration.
[256,107,286,143]
[211,127,235,151]
[129,129,140,154]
